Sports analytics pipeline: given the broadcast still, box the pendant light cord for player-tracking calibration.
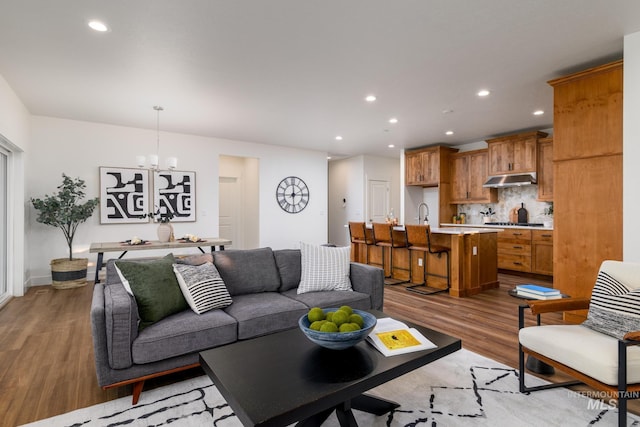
[154,106,163,161]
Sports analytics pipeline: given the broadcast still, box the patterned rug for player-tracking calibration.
[21,349,640,427]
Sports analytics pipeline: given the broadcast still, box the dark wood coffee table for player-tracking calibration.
[199,310,461,427]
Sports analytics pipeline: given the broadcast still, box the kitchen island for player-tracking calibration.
[355,225,499,297]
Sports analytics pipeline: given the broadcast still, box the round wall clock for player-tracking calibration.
[276,176,309,213]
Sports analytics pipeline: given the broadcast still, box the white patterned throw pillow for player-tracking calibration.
[582,271,640,339]
[173,262,233,314]
[297,242,352,294]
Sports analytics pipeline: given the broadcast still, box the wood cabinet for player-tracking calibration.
[532,230,553,275]
[450,149,497,204]
[497,229,532,272]
[549,60,623,321]
[405,146,457,187]
[537,137,553,201]
[486,131,547,176]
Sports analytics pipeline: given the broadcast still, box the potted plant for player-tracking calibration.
[31,174,99,289]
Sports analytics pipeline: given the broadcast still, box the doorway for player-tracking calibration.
[219,156,260,249]
[367,179,390,223]
[218,177,241,249]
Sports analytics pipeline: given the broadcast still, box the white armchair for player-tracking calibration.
[518,260,640,426]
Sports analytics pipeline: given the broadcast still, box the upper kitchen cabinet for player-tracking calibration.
[405,146,458,187]
[450,149,497,204]
[486,131,548,176]
[537,136,553,201]
[549,60,623,321]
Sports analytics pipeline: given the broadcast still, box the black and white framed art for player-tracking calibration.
[99,167,150,224]
[153,170,196,222]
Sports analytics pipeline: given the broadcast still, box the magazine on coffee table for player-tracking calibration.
[367,317,437,356]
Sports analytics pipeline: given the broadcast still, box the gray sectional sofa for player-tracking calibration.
[90,247,384,403]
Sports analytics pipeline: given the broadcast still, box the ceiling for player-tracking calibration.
[1,1,640,159]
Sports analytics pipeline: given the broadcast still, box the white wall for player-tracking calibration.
[26,116,328,286]
[0,74,29,297]
[624,32,640,262]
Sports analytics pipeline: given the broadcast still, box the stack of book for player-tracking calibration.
[515,284,562,300]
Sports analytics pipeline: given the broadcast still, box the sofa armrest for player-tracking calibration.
[103,282,139,369]
[350,262,384,310]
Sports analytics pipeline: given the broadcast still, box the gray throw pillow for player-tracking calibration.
[173,262,233,314]
[114,254,188,330]
[582,271,640,339]
[297,242,352,294]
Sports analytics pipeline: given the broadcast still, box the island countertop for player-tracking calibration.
[430,226,502,234]
[440,222,554,231]
[366,223,501,234]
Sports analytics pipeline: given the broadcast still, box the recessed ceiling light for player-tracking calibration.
[388,118,398,124]
[88,20,109,32]
[327,156,332,160]
[335,135,343,141]
[477,89,490,97]
[365,95,377,102]
[445,131,454,136]
[533,110,544,116]
[388,144,395,148]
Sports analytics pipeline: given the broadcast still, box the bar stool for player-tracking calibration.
[405,224,450,295]
[348,221,373,263]
[372,222,407,284]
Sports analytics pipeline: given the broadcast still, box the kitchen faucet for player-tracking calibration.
[418,202,429,224]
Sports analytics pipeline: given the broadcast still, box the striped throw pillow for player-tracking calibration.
[297,242,352,294]
[582,271,640,339]
[173,262,233,314]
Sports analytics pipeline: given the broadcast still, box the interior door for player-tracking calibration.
[219,177,241,249]
[368,179,390,223]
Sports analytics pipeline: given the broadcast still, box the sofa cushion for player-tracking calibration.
[582,271,640,339]
[173,262,233,314]
[519,324,640,386]
[274,249,301,291]
[115,254,188,330]
[213,247,281,295]
[223,292,308,340]
[131,308,238,364]
[297,242,351,294]
[281,288,371,311]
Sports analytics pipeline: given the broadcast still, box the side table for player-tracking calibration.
[509,288,570,375]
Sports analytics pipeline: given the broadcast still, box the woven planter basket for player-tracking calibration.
[50,258,88,289]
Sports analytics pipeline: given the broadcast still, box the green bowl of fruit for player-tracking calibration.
[298,306,377,350]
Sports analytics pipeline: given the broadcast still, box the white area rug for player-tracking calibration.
[21,349,640,427]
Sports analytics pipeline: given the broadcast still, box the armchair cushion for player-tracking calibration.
[519,324,640,386]
[582,271,640,340]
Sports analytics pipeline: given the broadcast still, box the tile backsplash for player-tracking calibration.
[455,186,553,225]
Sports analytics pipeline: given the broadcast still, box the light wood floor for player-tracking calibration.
[0,273,635,425]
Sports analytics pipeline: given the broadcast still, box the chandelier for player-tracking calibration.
[136,106,177,170]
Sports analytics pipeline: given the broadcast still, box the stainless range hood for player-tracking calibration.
[482,172,537,188]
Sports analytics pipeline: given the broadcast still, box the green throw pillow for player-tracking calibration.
[115,254,188,330]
